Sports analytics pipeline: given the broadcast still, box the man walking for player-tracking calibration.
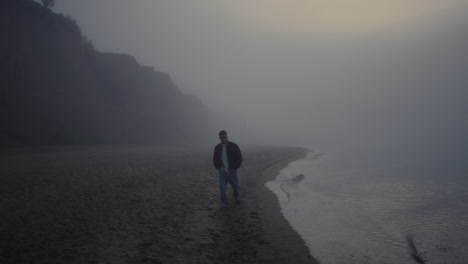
[213,130,243,209]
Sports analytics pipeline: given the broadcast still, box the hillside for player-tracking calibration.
[0,0,218,145]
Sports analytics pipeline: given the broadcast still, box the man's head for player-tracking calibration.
[219,130,228,144]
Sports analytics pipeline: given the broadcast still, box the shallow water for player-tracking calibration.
[266,150,468,264]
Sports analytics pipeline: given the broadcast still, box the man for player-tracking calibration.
[213,130,243,209]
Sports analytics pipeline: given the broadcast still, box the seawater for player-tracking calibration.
[265,149,468,264]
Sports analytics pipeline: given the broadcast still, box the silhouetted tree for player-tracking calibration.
[41,0,55,8]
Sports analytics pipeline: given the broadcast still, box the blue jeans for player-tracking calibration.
[219,169,239,207]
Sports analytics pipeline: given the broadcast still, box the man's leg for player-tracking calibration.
[219,170,228,207]
[228,170,240,203]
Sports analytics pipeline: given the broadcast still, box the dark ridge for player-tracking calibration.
[0,0,236,146]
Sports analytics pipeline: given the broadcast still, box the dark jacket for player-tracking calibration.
[213,141,243,171]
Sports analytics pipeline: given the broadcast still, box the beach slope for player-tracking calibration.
[0,145,317,264]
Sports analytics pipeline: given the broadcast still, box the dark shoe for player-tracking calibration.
[235,200,241,205]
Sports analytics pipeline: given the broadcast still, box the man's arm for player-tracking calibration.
[213,145,221,170]
[235,144,243,169]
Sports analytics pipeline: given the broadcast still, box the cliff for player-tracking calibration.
[0,0,216,145]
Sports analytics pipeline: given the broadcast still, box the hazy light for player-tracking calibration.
[224,0,465,35]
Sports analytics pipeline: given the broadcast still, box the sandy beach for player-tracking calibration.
[0,145,317,264]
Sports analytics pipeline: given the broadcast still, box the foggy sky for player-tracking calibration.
[54,1,468,154]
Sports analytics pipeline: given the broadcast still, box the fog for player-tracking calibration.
[55,1,467,157]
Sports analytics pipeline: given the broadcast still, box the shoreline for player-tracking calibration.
[254,147,318,264]
[0,145,318,263]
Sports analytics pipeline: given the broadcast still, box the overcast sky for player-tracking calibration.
[55,0,468,154]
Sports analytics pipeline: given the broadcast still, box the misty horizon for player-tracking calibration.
[51,0,468,155]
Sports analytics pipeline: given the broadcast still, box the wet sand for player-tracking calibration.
[0,145,317,264]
